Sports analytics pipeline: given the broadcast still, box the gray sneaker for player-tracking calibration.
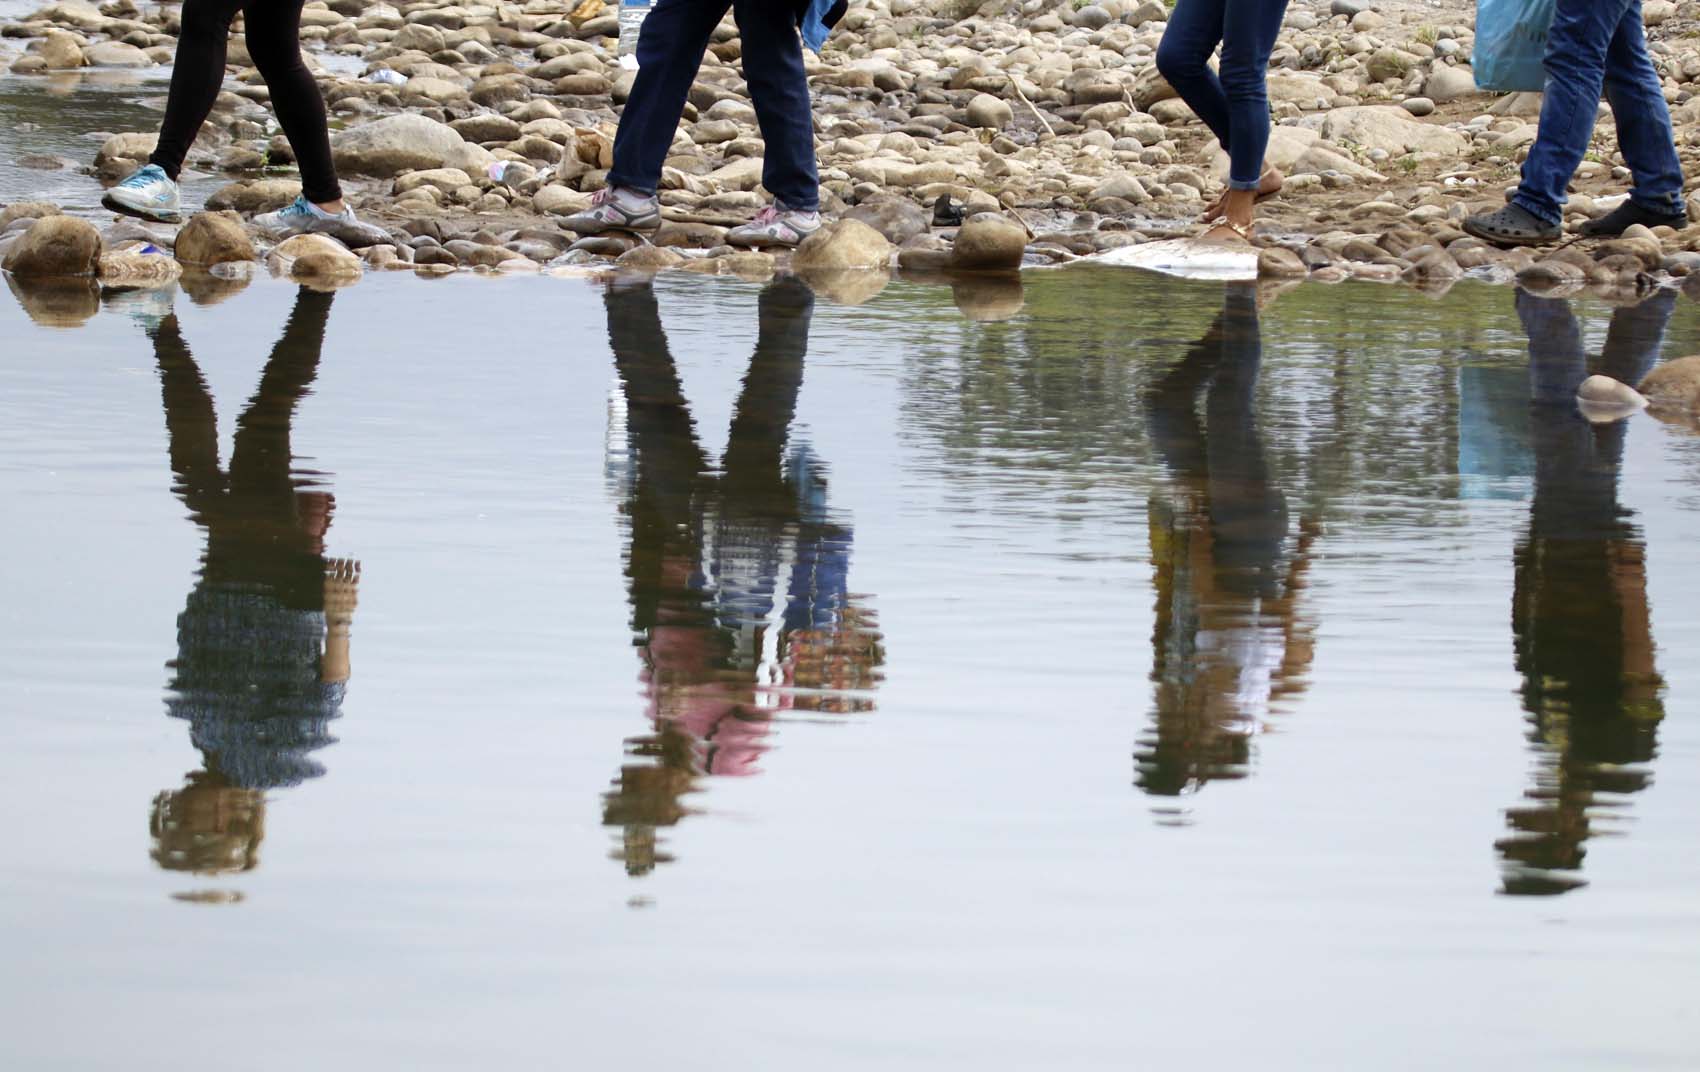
[102,164,182,223]
[563,186,661,235]
[727,203,822,248]
[254,194,348,235]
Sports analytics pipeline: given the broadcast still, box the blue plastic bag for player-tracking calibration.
[1474,0,1555,92]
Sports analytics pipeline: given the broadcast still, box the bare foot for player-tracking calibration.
[1201,189,1258,244]
[1199,168,1284,222]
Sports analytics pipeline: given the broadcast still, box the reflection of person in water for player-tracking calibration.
[146,288,358,877]
[1138,284,1317,798]
[1497,290,1671,896]
[600,278,883,875]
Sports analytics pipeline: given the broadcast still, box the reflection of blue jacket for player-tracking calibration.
[799,0,848,52]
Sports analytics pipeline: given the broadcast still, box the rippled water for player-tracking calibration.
[3,265,1699,1069]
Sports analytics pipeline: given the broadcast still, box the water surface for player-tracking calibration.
[3,266,1699,1069]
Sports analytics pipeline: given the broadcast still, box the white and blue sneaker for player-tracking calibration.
[102,164,181,223]
[253,194,352,236]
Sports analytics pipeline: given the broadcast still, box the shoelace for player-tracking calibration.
[750,206,782,226]
[119,168,160,189]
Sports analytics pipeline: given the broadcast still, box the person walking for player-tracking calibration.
[102,0,370,238]
[1153,0,1289,243]
[1464,0,1687,247]
[564,0,846,248]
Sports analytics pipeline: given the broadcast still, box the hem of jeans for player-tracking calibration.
[302,185,343,206]
[1628,193,1686,217]
[1509,193,1561,227]
[1227,178,1261,191]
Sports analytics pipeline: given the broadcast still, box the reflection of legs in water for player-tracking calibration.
[1138,284,1302,797]
[720,278,814,510]
[1501,293,1667,895]
[149,288,353,880]
[601,282,719,871]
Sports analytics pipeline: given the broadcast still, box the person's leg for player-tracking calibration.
[148,0,245,180]
[1154,0,1231,153]
[1601,5,1685,219]
[732,0,818,211]
[1512,0,1634,226]
[1215,0,1288,192]
[608,0,732,195]
[241,0,341,208]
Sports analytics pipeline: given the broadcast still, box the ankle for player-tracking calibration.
[313,199,346,215]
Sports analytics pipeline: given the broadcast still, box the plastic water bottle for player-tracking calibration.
[617,0,653,71]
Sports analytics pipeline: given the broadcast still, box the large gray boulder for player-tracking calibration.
[332,114,476,177]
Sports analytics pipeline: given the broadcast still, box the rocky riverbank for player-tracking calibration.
[7,0,1700,298]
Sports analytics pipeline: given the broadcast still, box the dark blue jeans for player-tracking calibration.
[1512,0,1684,226]
[609,0,818,211]
[1155,0,1290,190]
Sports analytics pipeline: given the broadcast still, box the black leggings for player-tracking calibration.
[149,0,341,204]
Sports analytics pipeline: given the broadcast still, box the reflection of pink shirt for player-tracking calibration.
[642,626,796,778]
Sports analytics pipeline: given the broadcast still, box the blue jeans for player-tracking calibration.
[1513,0,1684,226]
[609,0,818,211]
[1155,0,1290,190]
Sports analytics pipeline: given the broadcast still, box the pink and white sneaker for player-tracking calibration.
[562,186,661,235]
[727,203,822,248]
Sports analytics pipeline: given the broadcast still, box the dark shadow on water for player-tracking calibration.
[144,287,358,883]
[1136,283,1319,807]
[1497,290,1672,896]
[599,278,884,876]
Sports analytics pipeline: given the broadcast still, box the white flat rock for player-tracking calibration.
[1084,237,1258,281]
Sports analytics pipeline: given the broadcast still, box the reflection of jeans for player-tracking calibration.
[1517,289,1675,407]
[1155,0,1289,189]
[609,0,818,209]
[1512,0,1683,226]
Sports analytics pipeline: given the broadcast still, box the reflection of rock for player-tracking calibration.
[1638,356,1700,415]
[949,214,1028,271]
[950,274,1025,321]
[267,234,362,287]
[1576,374,1649,423]
[179,264,253,307]
[792,219,893,271]
[6,274,100,327]
[175,212,256,267]
[99,249,182,288]
[2,215,102,277]
[795,266,890,306]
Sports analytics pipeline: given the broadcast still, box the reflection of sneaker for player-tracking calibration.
[103,282,177,335]
[102,164,181,223]
[562,186,661,234]
[727,203,822,248]
[253,194,356,238]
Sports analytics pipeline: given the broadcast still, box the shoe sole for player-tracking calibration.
[1461,218,1558,248]
[102,193,180,224]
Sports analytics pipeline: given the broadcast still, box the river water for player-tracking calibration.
[3,255,1700,1067]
